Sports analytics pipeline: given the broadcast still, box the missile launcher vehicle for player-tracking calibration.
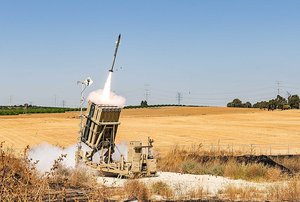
[76,101,157,178]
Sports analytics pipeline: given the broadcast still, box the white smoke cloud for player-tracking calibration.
[29,143,76,173]
[87,89,126,107]
[29,142,129,173]
[112,142,128,161]
[87,72,126,107]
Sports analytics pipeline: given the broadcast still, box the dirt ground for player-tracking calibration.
[1,107,300,154]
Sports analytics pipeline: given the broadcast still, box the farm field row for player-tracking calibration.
[1,107,300,154]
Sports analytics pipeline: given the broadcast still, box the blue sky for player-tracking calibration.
[1,1,300,107]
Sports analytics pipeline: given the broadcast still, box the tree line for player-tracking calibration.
[0,105,81,115]
[227,94,300,110]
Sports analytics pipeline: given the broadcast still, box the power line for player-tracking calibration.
[144,84,150,103]
[276,81,282,96]
[62,100,66,108]
[151,86,275,96]
[282,85,300,90]
[176,92,183,105]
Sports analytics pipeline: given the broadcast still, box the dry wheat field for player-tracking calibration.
[0,107,300,154]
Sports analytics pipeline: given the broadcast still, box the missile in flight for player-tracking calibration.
[109,34,121,72]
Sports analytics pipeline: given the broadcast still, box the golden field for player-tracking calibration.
[1,107,300,154]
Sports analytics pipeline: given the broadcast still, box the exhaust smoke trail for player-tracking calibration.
[102,72,112,101]
[87,72,126,107]
[87,34,125,107]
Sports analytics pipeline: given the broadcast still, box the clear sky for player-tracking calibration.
[1,1,300,107]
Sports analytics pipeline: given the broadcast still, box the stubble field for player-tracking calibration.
[1,107,300,155]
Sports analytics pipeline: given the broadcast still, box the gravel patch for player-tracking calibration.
[97,172,272,196]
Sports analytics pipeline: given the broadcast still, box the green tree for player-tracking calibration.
[268,99,276,110]
[288,94,300,109]
[253,101,268,109]
[275,95,287,110]
[232,98,242,107]
[227,99,252,108]
[227,102,233,107]
[244,101,252,108]
[140,100,148,107]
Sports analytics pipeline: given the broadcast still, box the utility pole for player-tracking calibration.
[54,94,57,107]
[144,84,150,103]
[177,92,183,105]
[276,81,281,96]
[9,95,12,106]
[62,100,66,108]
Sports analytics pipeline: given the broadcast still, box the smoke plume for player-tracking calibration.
[87,89,126,107]
[87,72,126,107]
[29,142,128,173]
[112,142,128,161]
[29,143,76,173]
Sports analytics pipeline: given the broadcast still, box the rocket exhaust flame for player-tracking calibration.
[102,71,112,101]
[87,71,125,107]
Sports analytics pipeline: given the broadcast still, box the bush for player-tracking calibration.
[267,176,300,201]
[151,181,173,198]
[221,185,263,201]
[223,161,282,181]
[124,180,150,201]
[158,145,285,182]
[0,143,110,201]
[0,144,44,201]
